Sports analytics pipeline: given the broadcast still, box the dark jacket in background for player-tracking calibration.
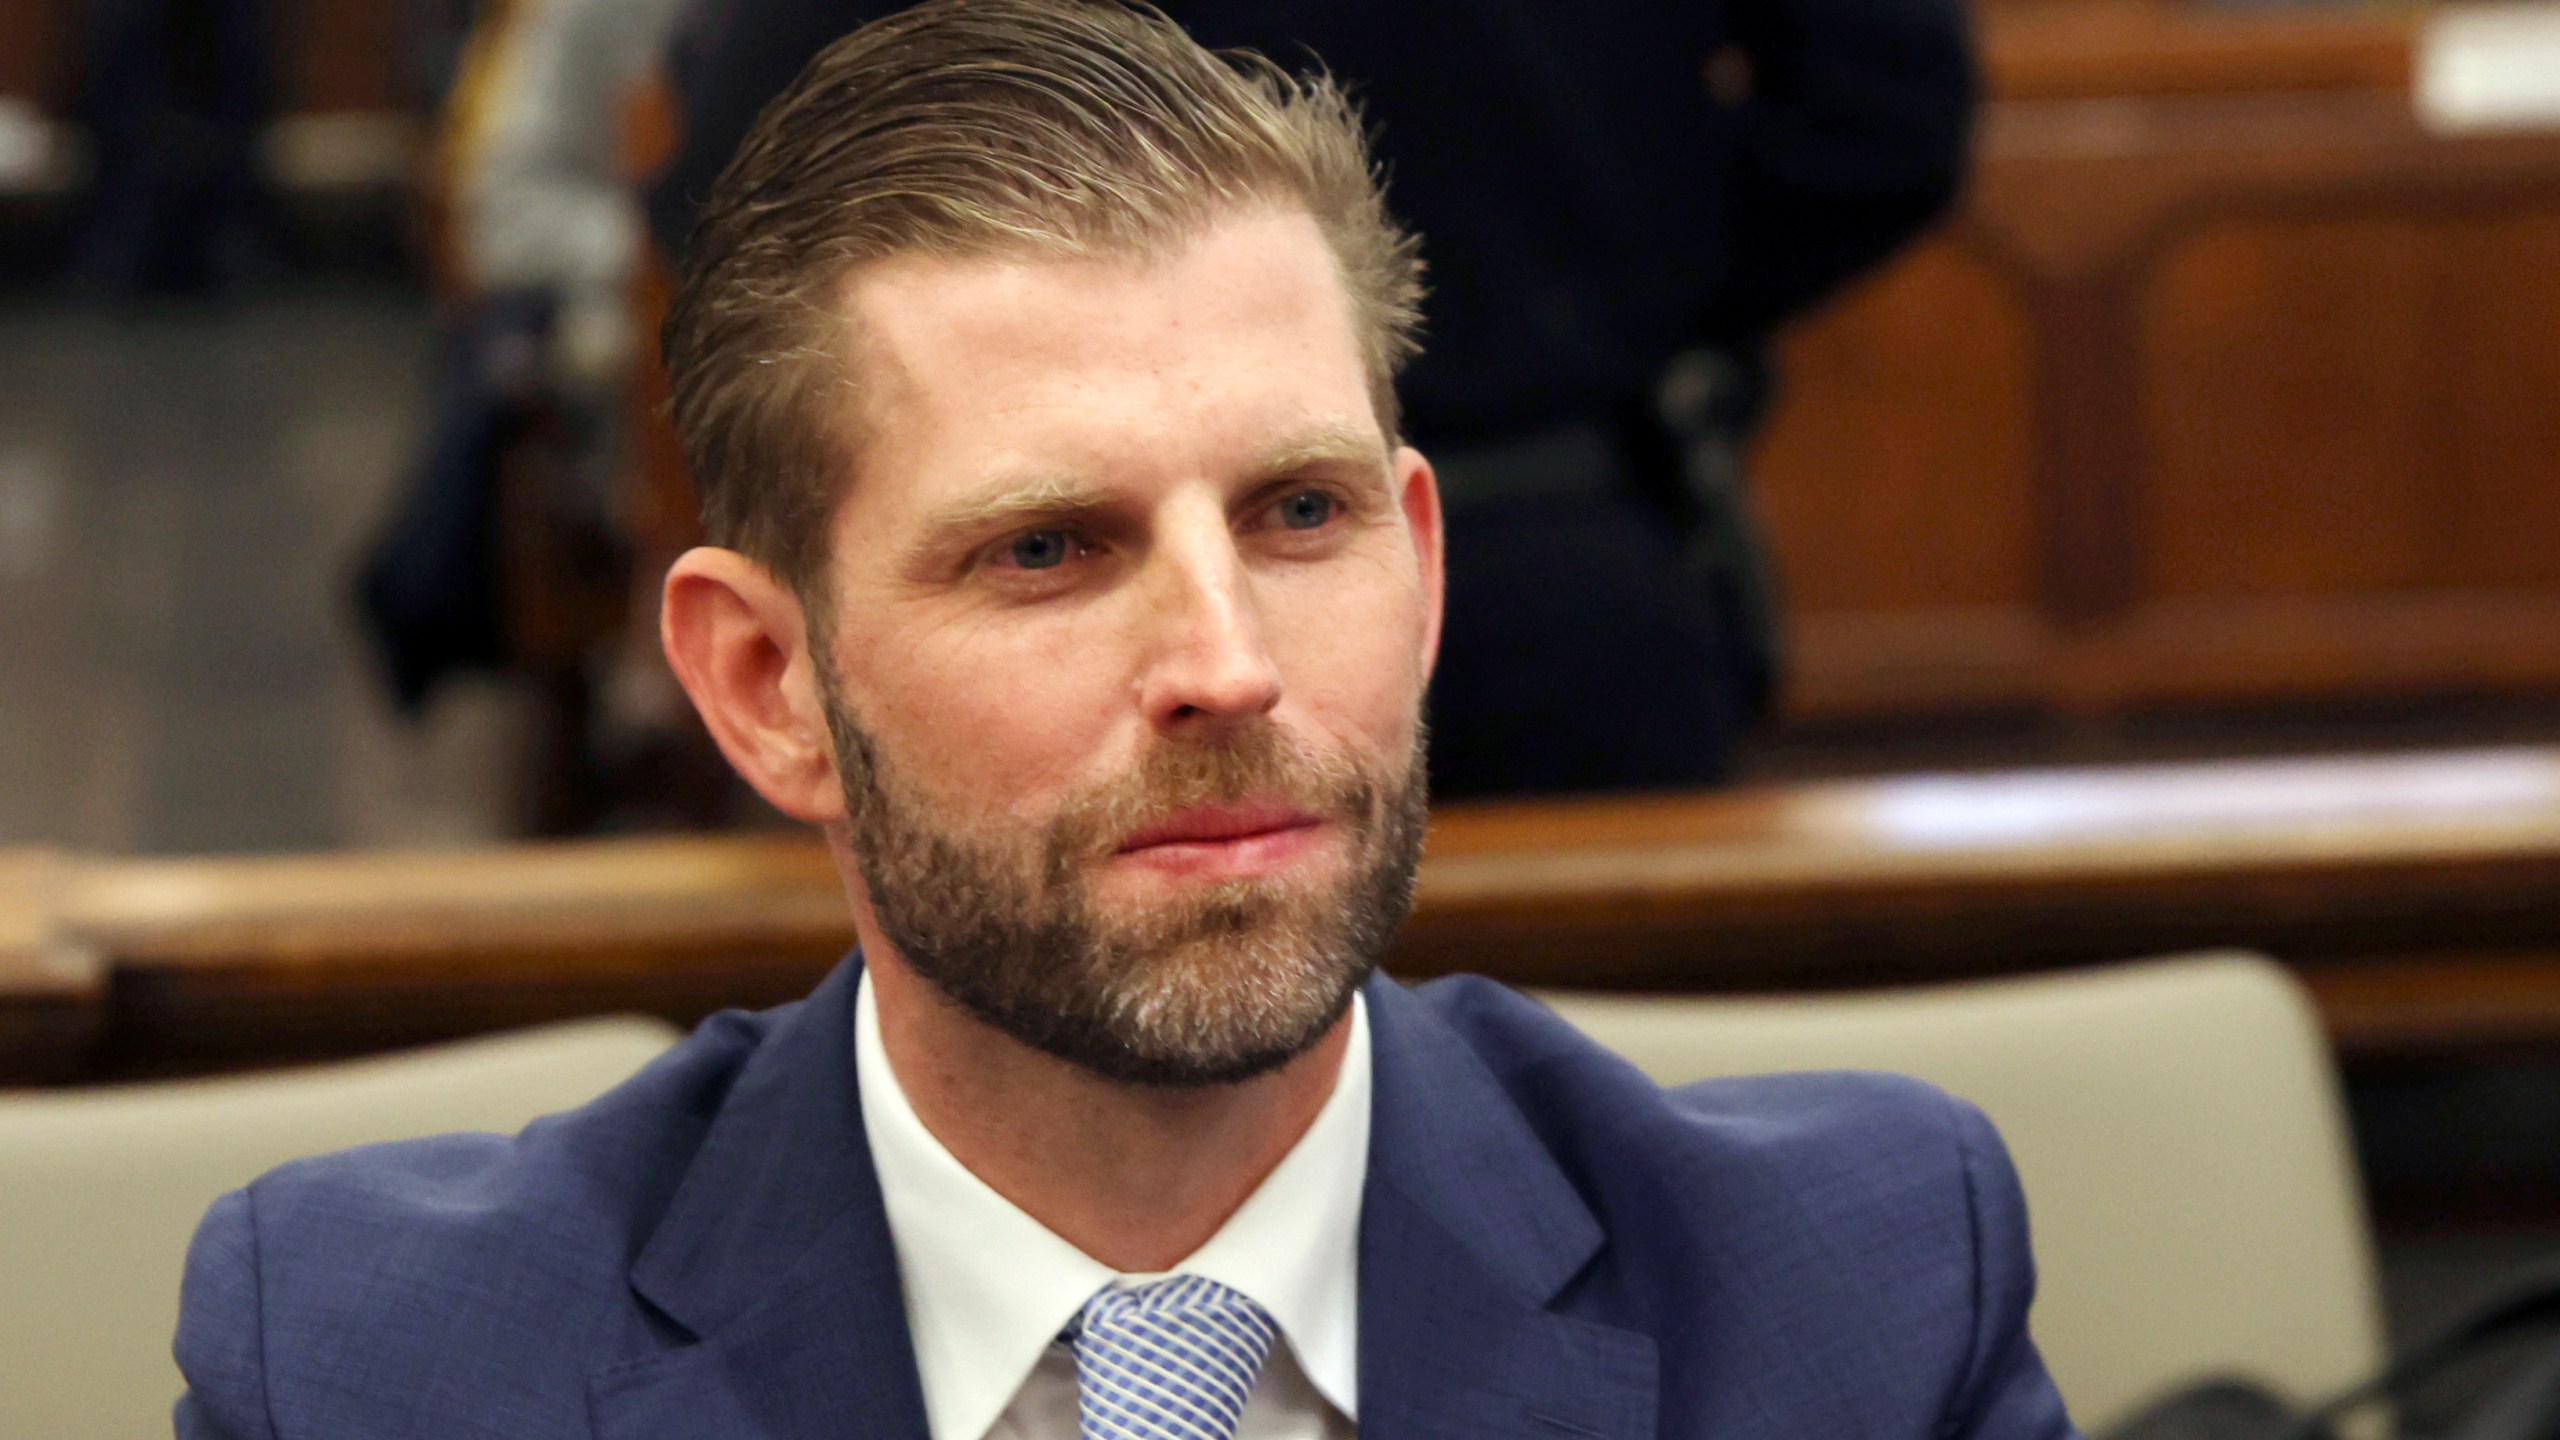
[646,0,1976,797]
[71,0,282,294]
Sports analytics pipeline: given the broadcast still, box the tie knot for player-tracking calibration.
[1080,1274,1267,1330]
[1071,1276,1279,1440]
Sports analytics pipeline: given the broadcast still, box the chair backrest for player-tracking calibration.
[0,1015,682,1440]
[1538,952,2386,1434]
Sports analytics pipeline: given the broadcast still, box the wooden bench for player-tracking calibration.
[10,747,2560,1083]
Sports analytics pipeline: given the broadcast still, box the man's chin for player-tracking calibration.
[1079,890,1358,978]
[1040,948,1368,1090]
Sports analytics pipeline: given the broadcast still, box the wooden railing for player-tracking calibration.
[12,747,2560,1083]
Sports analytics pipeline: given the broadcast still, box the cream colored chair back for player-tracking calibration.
[0,1016,682,1440]
[1539,952,2384,1435]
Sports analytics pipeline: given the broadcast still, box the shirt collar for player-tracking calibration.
[855,970,1370,1440]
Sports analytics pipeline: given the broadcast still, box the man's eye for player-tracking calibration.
[1004,530,1074,570]
[1276,491,1335,530]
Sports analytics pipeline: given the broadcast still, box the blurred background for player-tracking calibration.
[4,0,2560,1432]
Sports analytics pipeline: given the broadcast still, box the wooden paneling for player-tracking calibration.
[1757,245,2040,614]
[2435,210,2560,589]
[1981,0,2412,101]
[1758,5,2560,724]
[16,748,2560,1081]
[2144,217,2439,598]
[2057,593,2560,707]
[291,0,404,113]
[1756,240,2048,713]
[2143,209,2560,601]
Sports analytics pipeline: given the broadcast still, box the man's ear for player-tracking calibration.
[1394,444,1446,684]
[659,546,847,823]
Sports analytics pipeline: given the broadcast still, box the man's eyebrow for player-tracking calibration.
[908,424,1391,562]
[1251,423,1391,478]
[916,476,1114,548]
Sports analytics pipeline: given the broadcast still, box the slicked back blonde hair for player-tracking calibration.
[662,0,1426,593]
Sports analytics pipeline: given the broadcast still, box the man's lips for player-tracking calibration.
[1114,803,1325,854]
[1105,805,1328,881]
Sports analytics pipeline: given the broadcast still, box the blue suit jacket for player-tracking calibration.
[175,961,2080,1440]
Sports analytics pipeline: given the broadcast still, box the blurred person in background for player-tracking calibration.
[449,0,686,392]
[358,0,687,824]
[70,0,288,296]
[646,0,1976,799]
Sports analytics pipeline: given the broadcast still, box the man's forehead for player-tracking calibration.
[829,210,1383,509]
[838,208,1355,371]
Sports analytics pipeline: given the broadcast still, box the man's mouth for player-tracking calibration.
[1110,803,1328,877]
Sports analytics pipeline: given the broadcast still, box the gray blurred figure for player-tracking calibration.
[449,0,688,388]
[360,0,685,752]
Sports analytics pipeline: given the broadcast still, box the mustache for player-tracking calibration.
[1042,724,1377,875]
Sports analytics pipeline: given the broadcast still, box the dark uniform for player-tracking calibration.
[70,0,284,295]
[648,0,1975,798]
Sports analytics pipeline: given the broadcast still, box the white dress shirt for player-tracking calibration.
[855,972,1368,1440]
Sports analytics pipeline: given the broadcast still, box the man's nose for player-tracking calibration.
[1132,518,1284,733]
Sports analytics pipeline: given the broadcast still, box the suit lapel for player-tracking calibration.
[583,962,1658,1439]
[590,958,932,1440]
[1358,977,1659,1440]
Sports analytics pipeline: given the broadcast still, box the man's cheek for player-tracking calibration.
[895,637,1102,755]
[1306,636,1428,737]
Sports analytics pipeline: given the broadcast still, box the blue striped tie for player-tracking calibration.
[1070,1275,1279,1440]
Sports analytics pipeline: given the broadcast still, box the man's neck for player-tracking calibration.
[863,950,1353,1274]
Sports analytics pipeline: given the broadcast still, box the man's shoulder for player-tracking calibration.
[1396,972,2005,1296]
[1393,974,2059,1436]
[243,1002,774,1246]
[175,1001,792,1438]
[1403,970,1987,1174]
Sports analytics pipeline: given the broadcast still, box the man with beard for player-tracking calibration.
[173,5,2077,1439]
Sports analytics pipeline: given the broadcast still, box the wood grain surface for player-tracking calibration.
[0,849,106,1083]
[1757,14,2560,723]
[13,749,2560,1081]
[1982,0,2412,101]
[588,0,2560,733]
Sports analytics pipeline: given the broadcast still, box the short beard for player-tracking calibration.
[817,672,1428,1088]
